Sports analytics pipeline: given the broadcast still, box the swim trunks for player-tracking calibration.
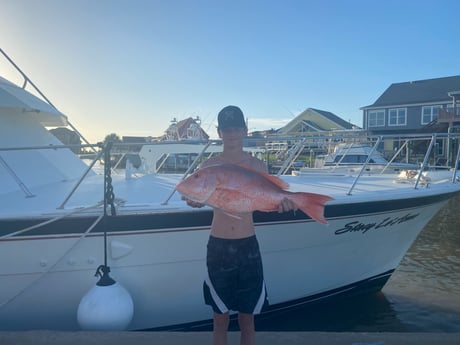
[203,235,268,314]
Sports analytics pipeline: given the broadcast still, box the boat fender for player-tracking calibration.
[77,265,134,331]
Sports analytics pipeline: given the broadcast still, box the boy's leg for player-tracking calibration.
[212,312,229,345]
[238,312,255,345]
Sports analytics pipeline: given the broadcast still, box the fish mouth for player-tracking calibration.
[177,191,207,204]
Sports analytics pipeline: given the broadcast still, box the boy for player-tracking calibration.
[184,105,296,345]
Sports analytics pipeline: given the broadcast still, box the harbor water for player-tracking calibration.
[250,194,460,332]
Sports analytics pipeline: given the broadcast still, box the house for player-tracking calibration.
[162,117,209,141]
[258,108,360,170]
[361,76,460,165]
[361,75,460,134]
[49,127,81,153]
[276,108,358,136]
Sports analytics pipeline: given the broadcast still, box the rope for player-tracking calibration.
[0,202,103,239]
[0,141,120,308]
[0,143,118,309]
[0,214,104,309]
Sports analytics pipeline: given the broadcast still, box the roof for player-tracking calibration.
[162,117,209,141]
[309,108,355,129]
[277,108,356,135]
[362,75,460,109]
[0,75,67,126]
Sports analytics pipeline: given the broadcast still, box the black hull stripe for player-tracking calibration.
[1,191,457,238]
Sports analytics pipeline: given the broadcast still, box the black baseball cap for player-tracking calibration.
[217,105,247,129]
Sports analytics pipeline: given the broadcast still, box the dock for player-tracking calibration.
[1,331,459,345]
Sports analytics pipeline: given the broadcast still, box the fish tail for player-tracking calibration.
[291,192,334,224]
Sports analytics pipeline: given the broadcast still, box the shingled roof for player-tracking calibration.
[362,75,460,109]
[277,108,357,135]
[309,108,355,130]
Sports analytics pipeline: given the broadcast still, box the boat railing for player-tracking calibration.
[0,155,35,198]
[0,48,96,153]
[161,141,213,205]
[331,142,357,171]
[347,136,383,195]
[380,139,411,174]
[454,139,460,183]
[276,138,307,176]
[0,143,101,207]
[1,132,460,211]
[58,148,105,209]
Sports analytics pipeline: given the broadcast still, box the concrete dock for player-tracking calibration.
[1,331,459,345]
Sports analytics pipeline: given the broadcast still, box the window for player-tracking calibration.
[388,108,407,126]
[421,105,441,124]
[334,155,368,163]
[368,110,385,127]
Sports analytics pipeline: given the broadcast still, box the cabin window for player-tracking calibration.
[368,110,385,127]
[334,155,371,164]
[388,108,407,126]
[421,105,441,124]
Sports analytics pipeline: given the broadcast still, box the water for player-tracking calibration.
[253,194,460,332]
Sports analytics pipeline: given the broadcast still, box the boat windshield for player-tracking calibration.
[333,155,376,164]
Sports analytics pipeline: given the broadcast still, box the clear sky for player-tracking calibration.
[1,0,459,142]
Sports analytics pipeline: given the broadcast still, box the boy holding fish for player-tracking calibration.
[180,105,300,345]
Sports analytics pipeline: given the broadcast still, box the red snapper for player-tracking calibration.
[176,163,334,224]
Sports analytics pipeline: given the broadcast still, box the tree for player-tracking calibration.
[103,133,121,145]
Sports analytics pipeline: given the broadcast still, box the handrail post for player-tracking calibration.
[0,155,35,198]
[277,138,306,176]
[451,135,460,183]
[347,136,382,195]
[57,147,104,209]
[381,139,410,174]
[161,141,213,205]
[415,135,436,189]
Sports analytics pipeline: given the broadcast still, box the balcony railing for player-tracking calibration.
[438,109,460,123]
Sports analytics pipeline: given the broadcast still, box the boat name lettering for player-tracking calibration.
[334,213,420,235]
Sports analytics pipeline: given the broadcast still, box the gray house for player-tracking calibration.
[361,75,460,134]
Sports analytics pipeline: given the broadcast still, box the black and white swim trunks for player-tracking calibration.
[203,235,268,314]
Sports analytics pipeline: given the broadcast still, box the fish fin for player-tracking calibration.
[290,192,334,224]
[232,163,290,190]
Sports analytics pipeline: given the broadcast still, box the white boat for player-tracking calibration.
[1,51,460,331]
[293,142,421,176]
[138,140,263,174]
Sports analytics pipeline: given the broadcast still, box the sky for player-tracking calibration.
[1,0,459,143]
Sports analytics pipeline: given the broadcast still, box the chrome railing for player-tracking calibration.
[1,132,460,208]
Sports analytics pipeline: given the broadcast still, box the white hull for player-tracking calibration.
[0,189,452,330]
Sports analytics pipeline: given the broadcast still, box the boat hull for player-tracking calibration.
[0,193,453,330]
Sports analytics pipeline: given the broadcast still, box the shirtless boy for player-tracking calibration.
[184,105,296,345]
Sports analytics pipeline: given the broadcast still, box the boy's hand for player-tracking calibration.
[278,197,298,213]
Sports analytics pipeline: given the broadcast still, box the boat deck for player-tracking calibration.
[1,167,458,219]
